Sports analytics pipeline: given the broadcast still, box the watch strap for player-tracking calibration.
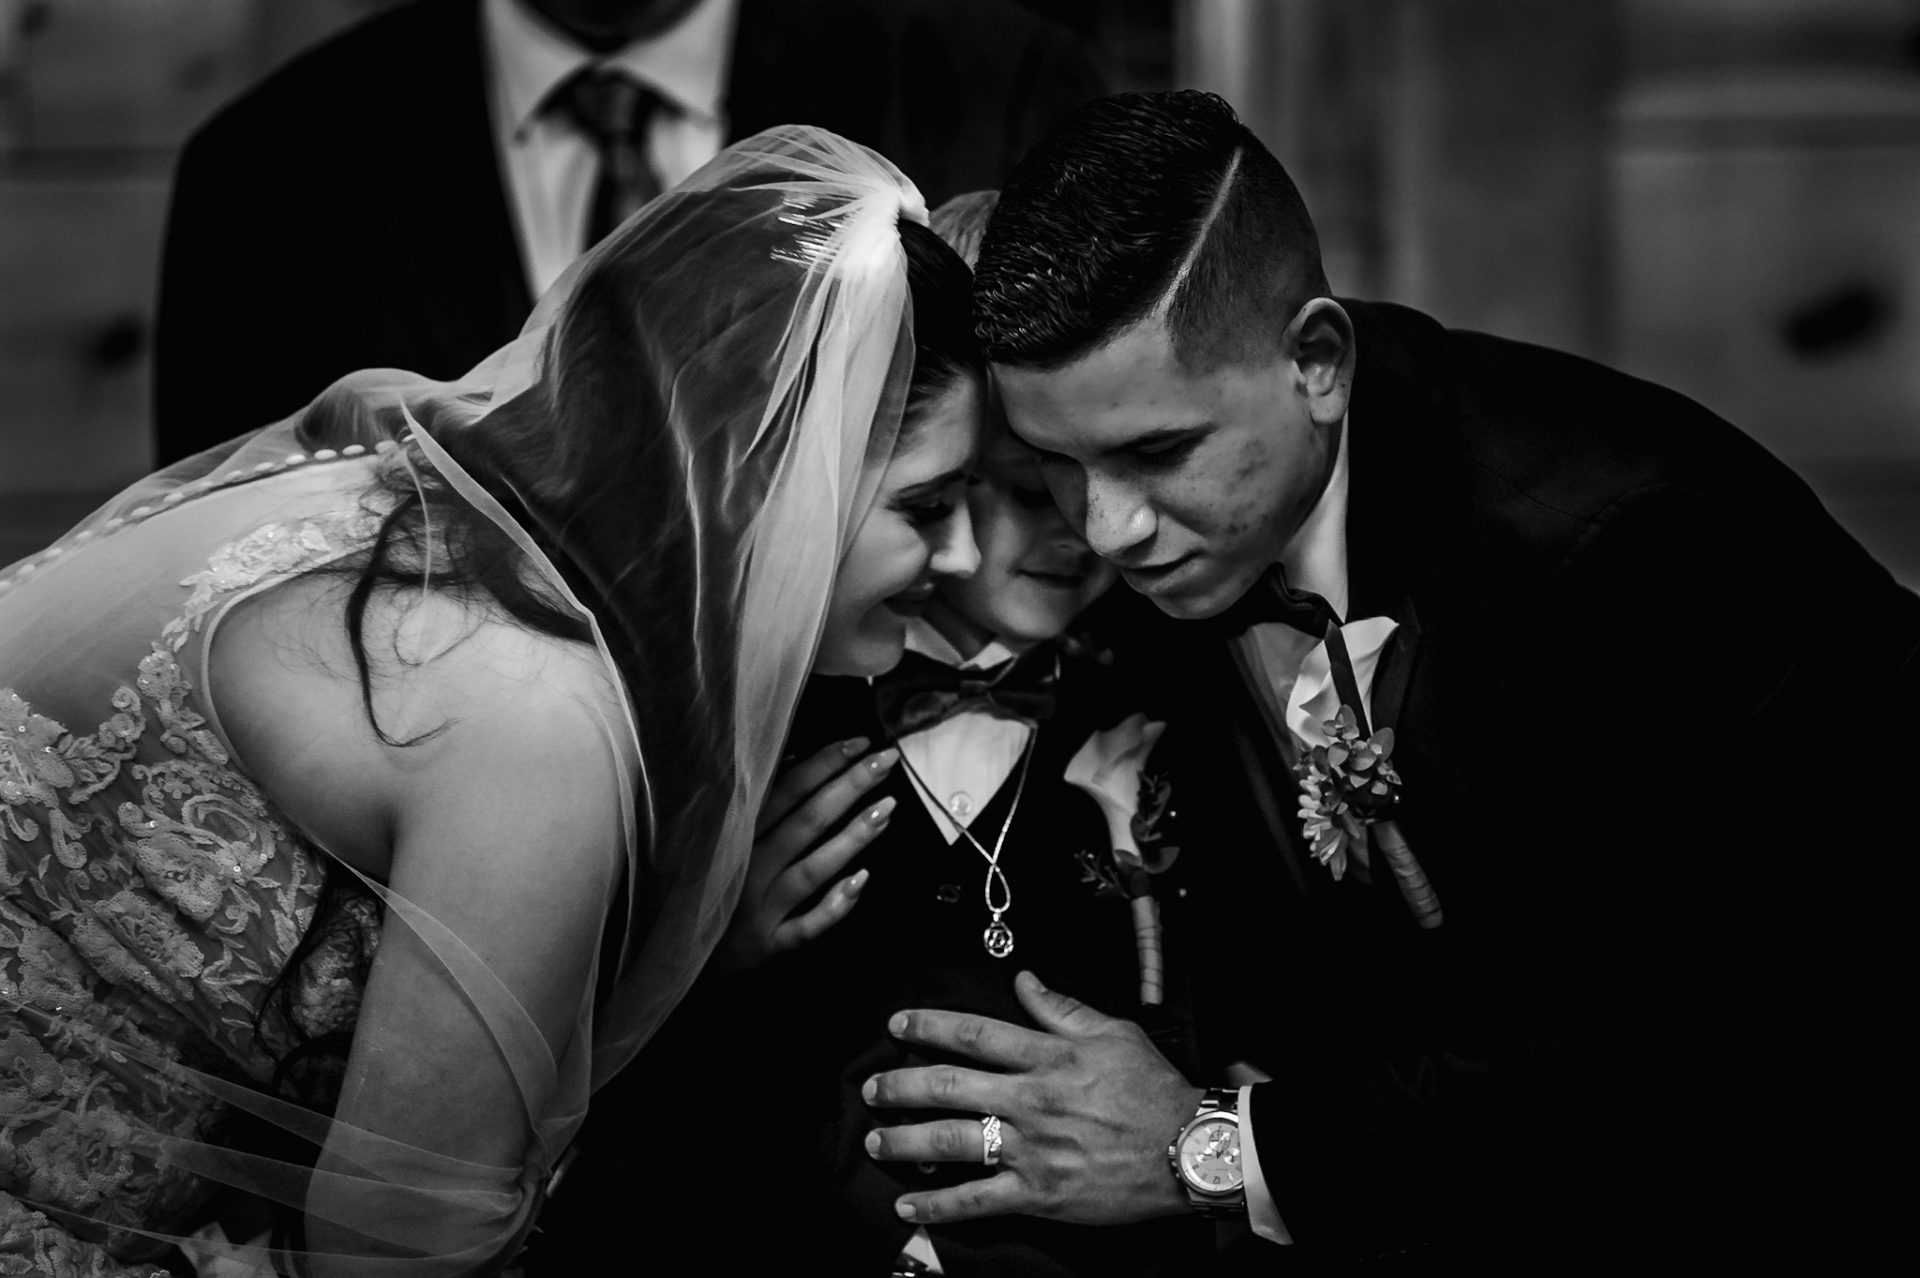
[1171,1087,1247,1218]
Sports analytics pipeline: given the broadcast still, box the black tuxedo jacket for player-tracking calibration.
[153,0,1103,463]
[1112,300,1920,1270]
[531,648,1210,1277]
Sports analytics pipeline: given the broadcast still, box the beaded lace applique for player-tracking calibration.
[0,495,384,1261]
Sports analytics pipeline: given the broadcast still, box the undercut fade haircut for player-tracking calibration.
[973,90,1329,372]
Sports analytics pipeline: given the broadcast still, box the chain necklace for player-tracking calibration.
[898,730,1037,958]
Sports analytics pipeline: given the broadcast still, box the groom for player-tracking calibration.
[859,91,1919,1268]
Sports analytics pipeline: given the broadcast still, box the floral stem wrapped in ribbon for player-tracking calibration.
[1065,713,1179,1004]
[1295,707,1440,927]
[1287,618,1443,929]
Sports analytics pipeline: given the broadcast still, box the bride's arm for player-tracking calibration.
[213,585,630,1270]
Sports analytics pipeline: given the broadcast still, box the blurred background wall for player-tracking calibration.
[4,0,1918,582]
[1184,0,1920,583]
[0,0,403,562]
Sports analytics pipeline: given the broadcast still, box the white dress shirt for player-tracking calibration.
[1232,417,1352,757]
[1226,417,1357,1248]
[895,620,1036,843]
[481,0,739,297]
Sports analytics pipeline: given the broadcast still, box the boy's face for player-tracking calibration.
[936,426,1118,646]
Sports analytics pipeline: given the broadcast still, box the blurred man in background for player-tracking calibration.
[152,0,1103,464]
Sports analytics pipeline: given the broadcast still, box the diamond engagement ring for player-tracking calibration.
[980,1114,1003,1166]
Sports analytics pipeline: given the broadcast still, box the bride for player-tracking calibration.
[0,128,982,1275]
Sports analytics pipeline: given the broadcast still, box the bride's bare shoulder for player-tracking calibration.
[210,575,633,878]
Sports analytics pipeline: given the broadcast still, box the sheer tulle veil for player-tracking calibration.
[10,126,927,1272]
[427,124,930,1086]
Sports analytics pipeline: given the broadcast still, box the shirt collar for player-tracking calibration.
[1274,414,1351,621]
[485,0,737,139]
[904,618,1019,671]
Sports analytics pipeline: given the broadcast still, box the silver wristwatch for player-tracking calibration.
[1168,1087,1247,1217]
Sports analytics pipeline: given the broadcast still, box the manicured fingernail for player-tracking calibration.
[868,797,897,824]
[841,736,871,758]
[896,1201,917,1221]
[868,748,900,774]
[888,1012,908,1036]
[848,869,870,892]
[862,1077,878,1103]
[864,1131,881,1158]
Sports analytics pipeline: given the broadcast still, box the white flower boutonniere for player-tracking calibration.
[1066,713,1175,1005]
[1065,713,1180,875]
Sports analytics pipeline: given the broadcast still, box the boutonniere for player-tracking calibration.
[1288,618,1443,929]
[1065,713,1176,1005]
[1056,628,1115,667]
[1295,706,1401,877]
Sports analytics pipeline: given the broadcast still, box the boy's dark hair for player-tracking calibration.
[973,90,1329,372]
[930,189,1001,269]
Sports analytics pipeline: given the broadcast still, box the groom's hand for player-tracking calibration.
[863,971,1200,1226]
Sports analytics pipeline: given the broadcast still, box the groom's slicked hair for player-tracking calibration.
[974,90,1328,371]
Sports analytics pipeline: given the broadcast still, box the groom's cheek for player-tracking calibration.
[1044,470,1091,543]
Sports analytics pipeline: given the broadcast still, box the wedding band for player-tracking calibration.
[980,1114,1003,1166]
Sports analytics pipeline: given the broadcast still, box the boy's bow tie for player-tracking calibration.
[873,647,1059,739]
[1208,566,1342,638]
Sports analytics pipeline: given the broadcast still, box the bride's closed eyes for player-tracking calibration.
[897,470,970,527]
[815,377,985,676]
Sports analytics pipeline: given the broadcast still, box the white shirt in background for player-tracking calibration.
[481,0,739,298]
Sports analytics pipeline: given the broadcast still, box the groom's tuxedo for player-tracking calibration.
[1117,300,1920,1269]
[153,0,1102,464]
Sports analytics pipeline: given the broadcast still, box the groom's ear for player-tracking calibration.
[1284,298,1356,427]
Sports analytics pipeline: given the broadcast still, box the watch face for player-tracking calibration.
[1178,1117,1243,1194]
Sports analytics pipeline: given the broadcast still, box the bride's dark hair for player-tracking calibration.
[251,215,981,1114]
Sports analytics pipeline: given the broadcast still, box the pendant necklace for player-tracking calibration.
[899,731,1036,958]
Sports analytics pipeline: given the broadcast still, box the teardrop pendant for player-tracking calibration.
[983,917,1015,958]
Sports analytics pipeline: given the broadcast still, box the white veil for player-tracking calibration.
[0,126,927,1273]
[397,125,931,1085]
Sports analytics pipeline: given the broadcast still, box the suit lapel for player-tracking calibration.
[726,0,881,146]
[377,0,535,368]
[1342,300,1460,624]
[1189,304,1455,918]
[1183,630,1331,910]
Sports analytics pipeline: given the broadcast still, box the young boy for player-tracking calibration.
[714,194,1209,1276]
[530,196,1210,1278]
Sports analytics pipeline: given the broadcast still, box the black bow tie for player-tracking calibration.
[1207,566,1342,639]
[872,646,1059,740]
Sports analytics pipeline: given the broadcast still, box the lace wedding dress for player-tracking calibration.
[1,126,925,1275]
[1,446,397,1275]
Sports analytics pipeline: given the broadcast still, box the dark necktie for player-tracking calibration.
[872,646,1060,741]
[550,67,665,248]
[1206,565,1342,640]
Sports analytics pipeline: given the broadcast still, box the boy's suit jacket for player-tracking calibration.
[1114,299,1920,1270]
[153,0,1104,463]
[540,644,1211,1277]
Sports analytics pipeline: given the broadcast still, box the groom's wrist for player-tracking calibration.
[1165,1085,1250,1218]
[1137,1083,1205,1219]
